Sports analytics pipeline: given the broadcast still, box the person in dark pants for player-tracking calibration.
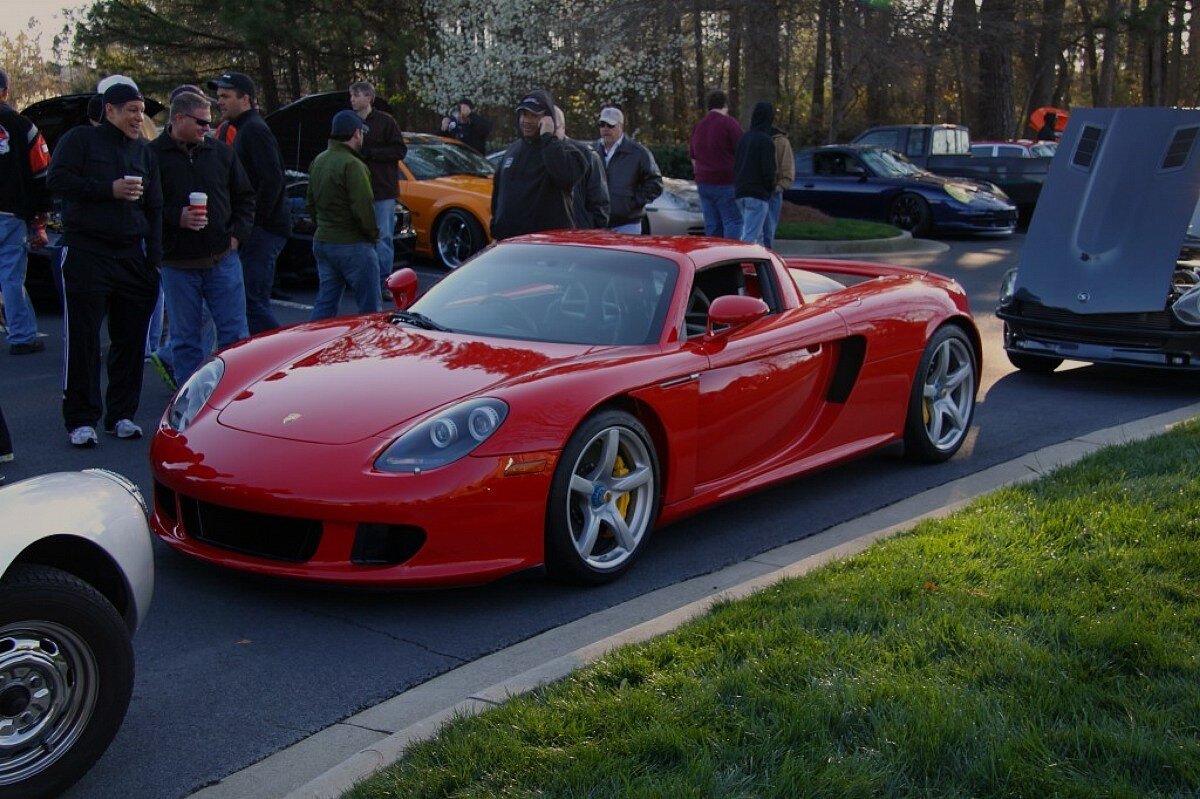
[209,71,289,334]
[47,82,162,447]
[349,81,407,295]
[734,101,777,246]
[490,89,586,240]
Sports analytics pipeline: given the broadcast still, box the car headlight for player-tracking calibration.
[989,183,1009,200]
[998,268,1019,306]
[375,398,509,473]
[166,358,224,432]
[1172,284,1200,326]
[944,183,974,204]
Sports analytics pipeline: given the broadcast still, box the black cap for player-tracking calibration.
[457,97,474,108]
[330,109,368,136]
[0,69,8,91]
[207,71,256,97]
[103,82,143,107]
[515,93,549,115]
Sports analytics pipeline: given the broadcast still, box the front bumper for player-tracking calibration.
[934,205,1017,234]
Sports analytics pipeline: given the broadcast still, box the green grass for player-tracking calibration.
[776,218,902,241]
[347,422,1200,799]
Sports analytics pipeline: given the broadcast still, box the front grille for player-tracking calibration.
[351,524,425,565]
[154,481,177,523]
[179,496,321,562]
[1017,324,1166,349]
[1014,302,1174,331]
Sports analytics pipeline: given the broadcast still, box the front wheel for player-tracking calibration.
[904,325,978,462]
[546,410,660,584]
[889,193,932,236]
[0,565,134,798]
[433,209,486,269]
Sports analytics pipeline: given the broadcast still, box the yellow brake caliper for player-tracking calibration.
[613,454,631,519]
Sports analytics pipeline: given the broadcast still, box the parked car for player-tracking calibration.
[786,145,1017,236]
[970,140,1057,158]
[150,232,979,588]
[266,92,494,269]
[277,172,416,284]
[997,106,1200,373]
[643,178,705,235]
[0,470,154,797]
[853,123,1051,214]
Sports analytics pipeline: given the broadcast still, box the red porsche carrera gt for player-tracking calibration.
[150,232,979,587]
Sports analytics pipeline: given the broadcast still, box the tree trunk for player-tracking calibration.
[828,0,845,141]
[728,6,742,120]
[923,0,946,123]
[977,0,1016,138]
[1098,0,1122,104]
[693,0,706,110]
[1024,0,1067,122]
[741,0,780,119]
[949,0,980,128]
[812,0,828,143]
[256,46,281,111]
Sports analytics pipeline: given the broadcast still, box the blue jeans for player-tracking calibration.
[764,192,783,250]
[0,215,39,345]
[154,306,215,375]
[161,251,249,384]
[696,183,742,240]
[310,241,381,320]
[240,227,285,334]
[738,197,770,246]
[373,199,396,287]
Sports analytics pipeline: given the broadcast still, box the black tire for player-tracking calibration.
[545,410,660,585]
[433,209,486,269]
[889,192,932,236]
[0,565,133,799]
[903,325,978,463]
[1006,350,1062,374]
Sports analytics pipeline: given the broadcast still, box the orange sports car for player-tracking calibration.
[398,134,494,268]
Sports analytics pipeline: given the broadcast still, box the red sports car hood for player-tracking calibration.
[217,322,592,444]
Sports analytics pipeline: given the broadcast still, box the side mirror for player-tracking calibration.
[386,268,419,310]
[707,295,769,336]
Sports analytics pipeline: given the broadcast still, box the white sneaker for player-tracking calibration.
[69,426,99,448]
[106,419,143,439]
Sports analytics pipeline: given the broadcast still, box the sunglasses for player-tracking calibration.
[182,113,212,128]
[598,121,615,129]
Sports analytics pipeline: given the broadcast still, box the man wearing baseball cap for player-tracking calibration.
[0,67,52,356]
[208,71,289,334]
[47,81,162,447]
[490,88,586,240]
[306,110,380,319]
[593,106,662,234]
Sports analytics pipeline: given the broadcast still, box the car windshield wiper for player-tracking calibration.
[390,311,452,332]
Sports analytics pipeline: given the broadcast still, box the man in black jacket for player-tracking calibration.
[593,106,662,234]
[152,90,255,385]
[733,101,777,246]
[490,89,586,240]
[350,81,407,294]
[47,82,162,447]
[554,105,609,229]
[209,71,289,334]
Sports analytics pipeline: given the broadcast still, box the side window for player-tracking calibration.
[969,145,992,157]
[931,129,951,155]
[794,152,814,176]
[685,261,780,338]
[997,146,1025,157]
[906,129,926,157]
[857,130,899,150]
[1072,125,1104,170]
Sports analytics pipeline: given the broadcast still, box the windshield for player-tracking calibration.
[411,244,678,345]
[860,149,923,177]
[405,141,495,179]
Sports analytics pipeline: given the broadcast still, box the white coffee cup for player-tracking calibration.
[125,175,143,186]
[188,192,208,212]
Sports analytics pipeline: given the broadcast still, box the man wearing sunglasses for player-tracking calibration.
[149,90,254,385]
[594,106,661,234]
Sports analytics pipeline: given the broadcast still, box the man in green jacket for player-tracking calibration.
[307,109,380,319]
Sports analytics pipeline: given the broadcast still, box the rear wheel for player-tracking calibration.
[0,565,133,798]
[889,193,932,236]
[1006,350,1062,373]
[904,325,977,462]
[546,411,660,584]
[433,209,486,269]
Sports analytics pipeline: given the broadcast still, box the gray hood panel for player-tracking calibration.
[1017,107,1200,313]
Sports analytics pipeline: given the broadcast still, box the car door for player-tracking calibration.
[687,261,847,487]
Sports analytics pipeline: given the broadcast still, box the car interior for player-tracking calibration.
[684,261,781,338]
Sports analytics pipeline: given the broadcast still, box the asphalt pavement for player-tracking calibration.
[2,236,1198,799]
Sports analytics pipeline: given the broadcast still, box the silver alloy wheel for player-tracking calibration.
[435,212,478,268]
[565,426,656,572]
[0,621,99,786]
[921,335,975,452]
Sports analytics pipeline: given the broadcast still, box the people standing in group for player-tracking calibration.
[151,90,254,386]
[208,71,289,334]
[440,99,491,154]
[733,101,777,247]
[349,81,407,298]
[0,68,51,356]
[594,106,662,235]
[490,89,586,240]
[554,105,609,229]
[689,90,743,240]
[764,120,795,250]
[47,82,162,447]
[307,110,380,320]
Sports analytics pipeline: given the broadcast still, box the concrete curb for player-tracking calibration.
[191,402,1200,799]
[773,232,949,257]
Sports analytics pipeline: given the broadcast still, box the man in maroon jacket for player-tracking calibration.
[689,90,743,240]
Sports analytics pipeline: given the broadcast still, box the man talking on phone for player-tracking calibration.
[490,89,586,240]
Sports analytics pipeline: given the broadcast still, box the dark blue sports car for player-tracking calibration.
[786,144,1018,236]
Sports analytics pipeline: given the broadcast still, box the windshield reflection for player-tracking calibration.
[406,142,495,179]
[860,149,924,178]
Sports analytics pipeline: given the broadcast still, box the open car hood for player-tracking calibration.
[22,94,165,152]
[266,91,393,172]
[1015,107,1200,313]
[217,319,590,445]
